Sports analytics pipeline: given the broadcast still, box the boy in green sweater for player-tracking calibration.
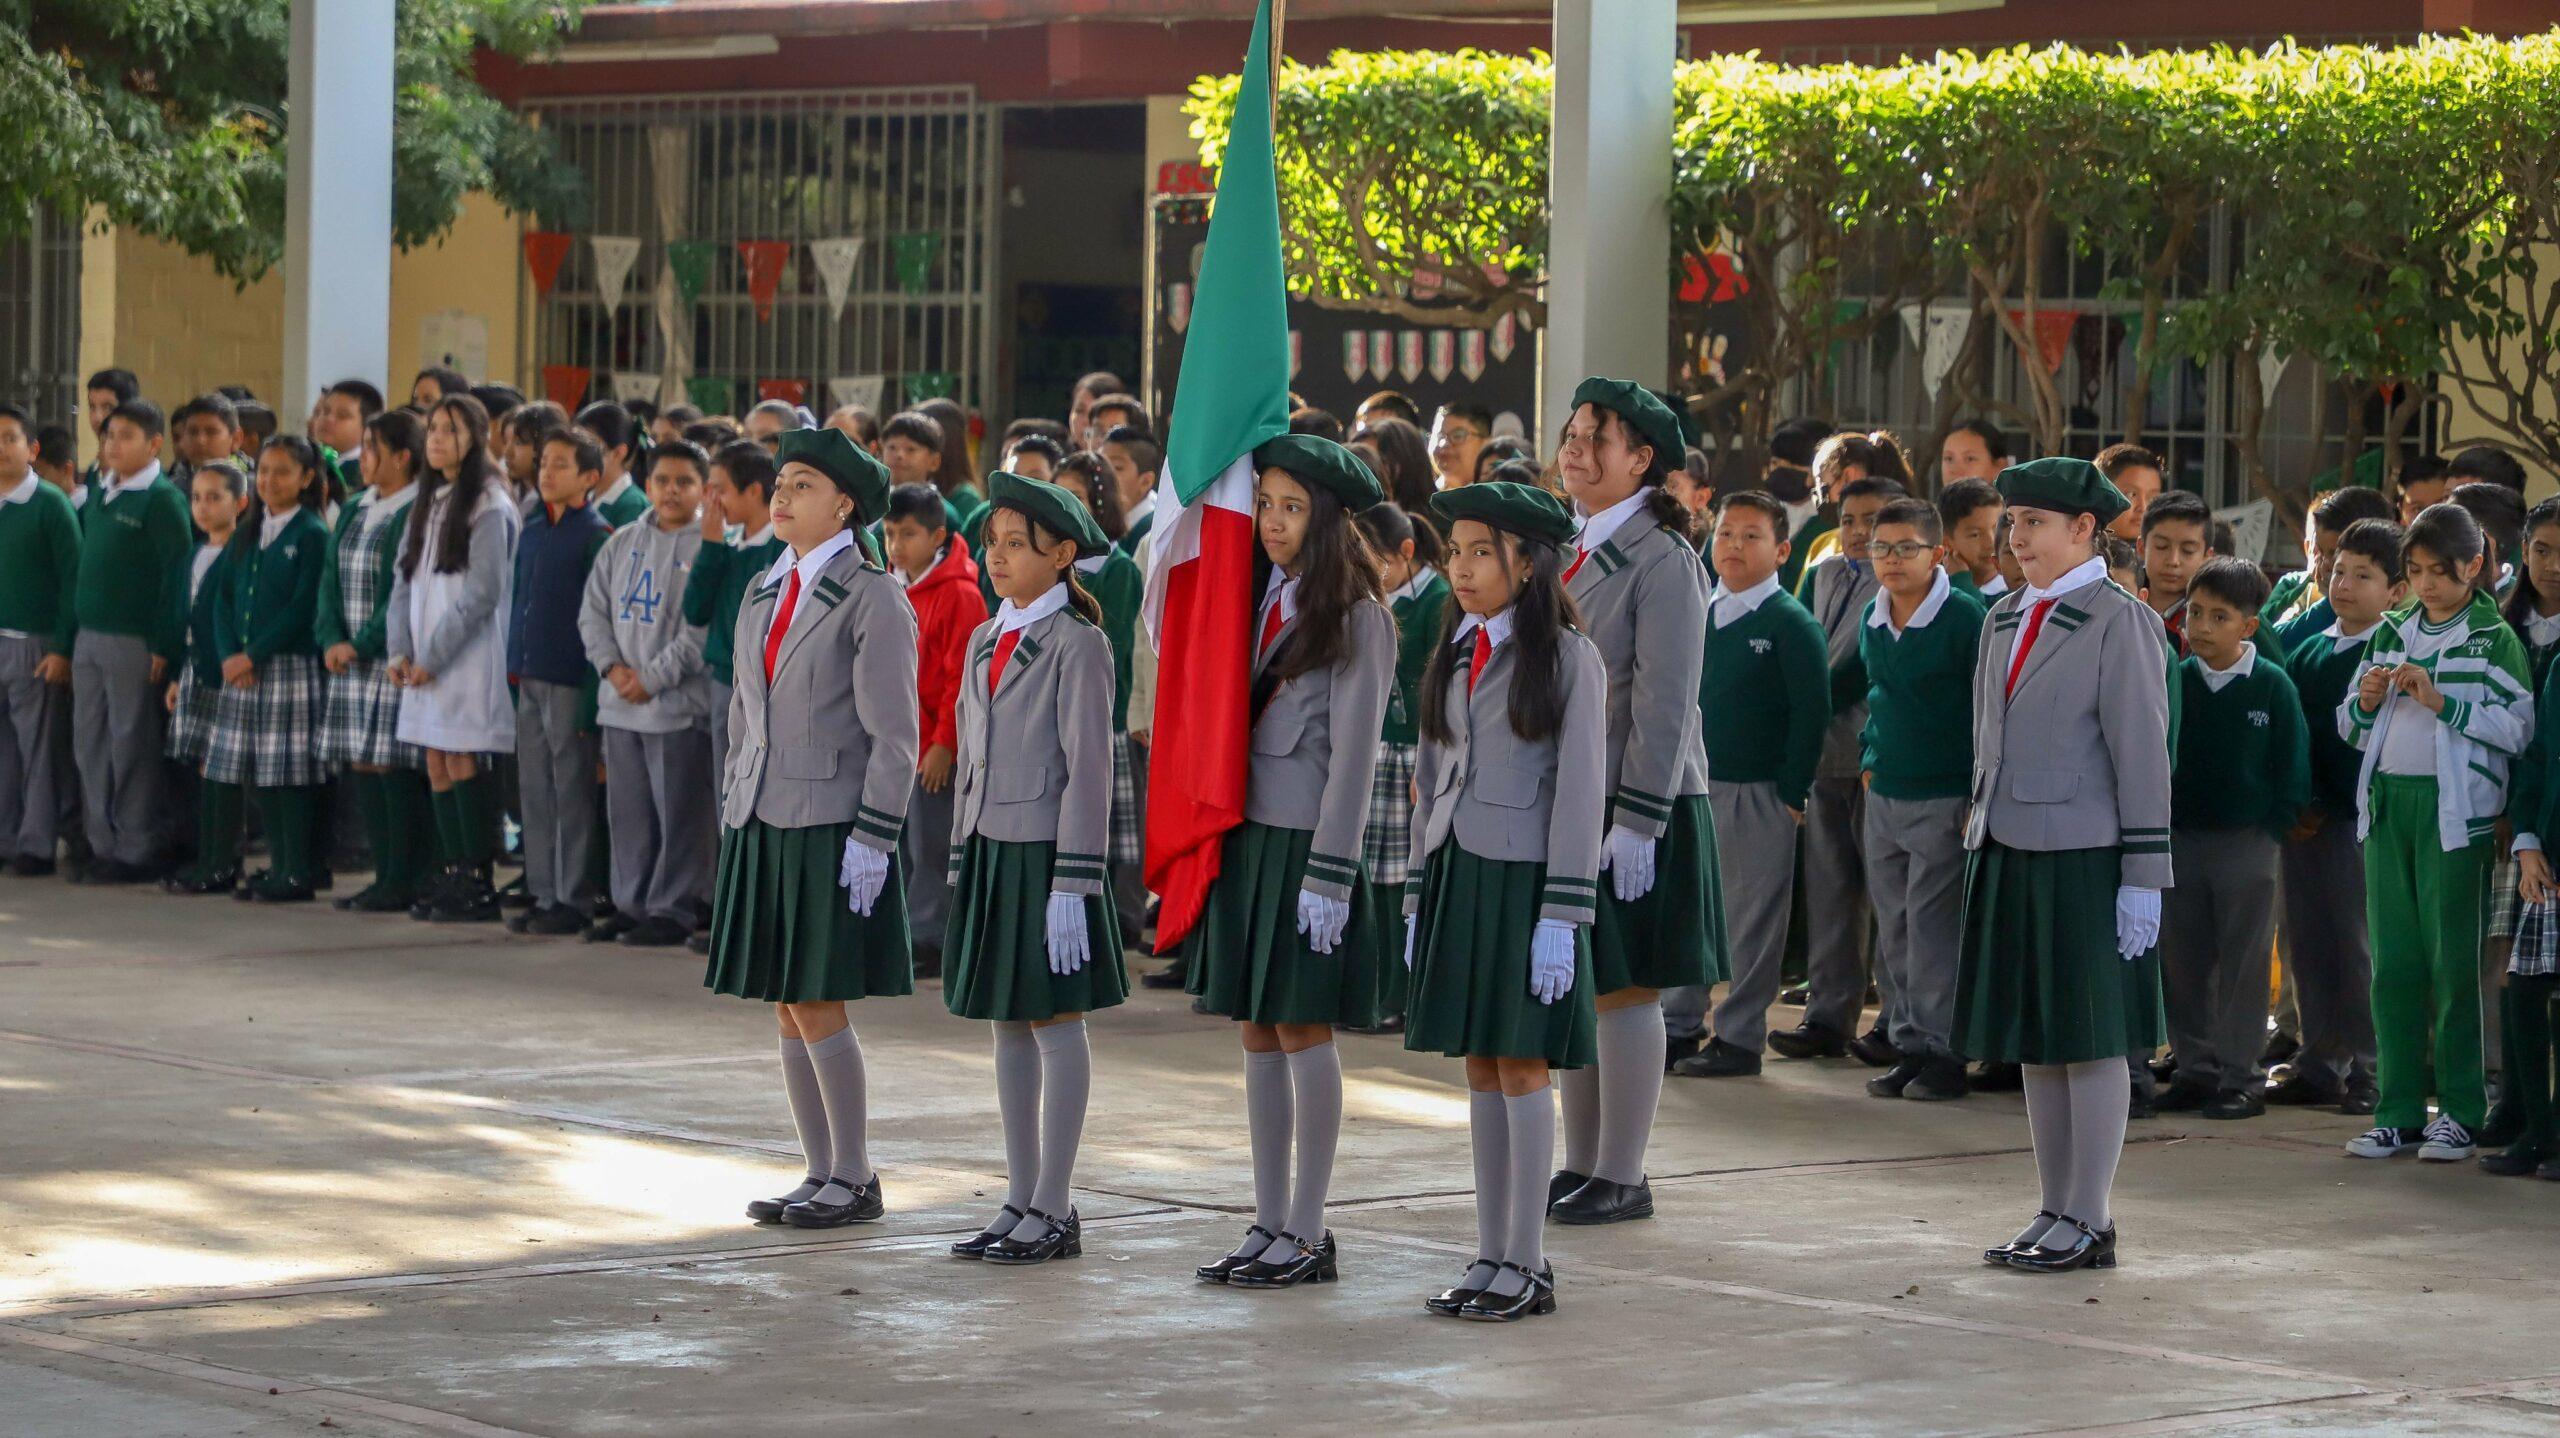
[71,398,193,881]
[2158,557,2312,1119]
[1854,498,1985,1102]
[1672,491,1831,1079]
[0,403,81,873]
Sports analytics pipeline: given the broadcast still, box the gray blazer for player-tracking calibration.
[1566,516,1710,835]
[1804,553,1880,779]
[1964,572,2176,890]
[721,544,920,849]
[1405,626,1610,927]
[950,607,1116,897]
[1243,596,1397,902]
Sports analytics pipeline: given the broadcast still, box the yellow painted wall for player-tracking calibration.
[389,190,524,394]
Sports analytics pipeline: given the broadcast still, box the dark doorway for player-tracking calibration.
[996,104,1146,431]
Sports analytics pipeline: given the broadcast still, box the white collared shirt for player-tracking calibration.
[259,505,302,548]
[0,473,37,506]
[1780,496,1820,540]
[595,473,636,510]
[1258,568,1300,634]
[190,543,222,601]
[1979,573,2011,598]
[742,522,775,550]
[1073,552,1108,575]
[1573,488,1650,560]
[1388,568,1433,605]
[2197,641,2257,693]
[2526,607,2560,649]
[109,460,164,498]
[2325,617,2380,651]
[2022,555,2109,605]
[1709,571,1783,629]
[762,529,859,648]
[995,581,1071,636]
[359,483,418,537]
[1867,566,1952,638]
[1125,493,1156,529]
[1451,605,1515,652]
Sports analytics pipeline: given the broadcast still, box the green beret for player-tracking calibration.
[775,426,892,524]
[1570,376,1684,471]
[986,470,1110,559]
[1995,455,2129,525]
[1253,432,1382,511]
[1429,480,1577,548]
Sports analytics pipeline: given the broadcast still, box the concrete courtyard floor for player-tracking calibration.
[5,877,2560,1437]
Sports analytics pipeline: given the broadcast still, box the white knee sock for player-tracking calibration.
[1012,1020,1089,1239]
[2018,1063,2076,1248]
[1467,1089,1508,1286]
[1557,1066,1601,1177]
[1484,1087,1555,1298]
[804,1027,869,1202]
[1236,1049,1292,1260]
[1283,1043,1342,1241]
[990,1022,1041,1230]
[2063,1059,2129,1231]
[778,1035,830,1202]
[1594,1001,1666,1185]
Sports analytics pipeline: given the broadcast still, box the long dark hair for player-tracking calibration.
[1417,524,1577,745]
[2403,501,2488,600]
[1581,402,1690,537]
[364,409,425,491]
[402,393,496,579]
[1055,450,1126,541]
[985,503,1104,625]
[226,436,327,562]
[2505,496,2560,632]
[1263,478,1384,682]
[920,398,976,497]
[1350,417,1434,515]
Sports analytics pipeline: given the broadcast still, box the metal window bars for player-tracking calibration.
[0,206,83,431]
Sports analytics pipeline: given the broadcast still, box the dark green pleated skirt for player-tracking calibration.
[1591,794,1729,993]
[1950,842,2163,1065]
[943,835,1128,1021]
[1183,821,1382,1028]
[1370,904,1410,1017]
[1403,843,1597,1065]
[704,820,913,1004]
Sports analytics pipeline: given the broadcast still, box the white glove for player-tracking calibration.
[1530,919,1577,1005]
[1404,913,1418,971]
[1044,890,1090,975]
[1603,824,1657,902]
[1295,887,1351,955]
[839,837,890,916]
[2114,885,2161,960]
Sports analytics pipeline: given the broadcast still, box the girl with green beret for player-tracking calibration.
[1186,432,1396,1292]
[1404,480,1608,1322]
[940,471,1127,1266]
[706,427,920,1232]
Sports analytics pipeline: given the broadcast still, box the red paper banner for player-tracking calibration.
[738,241,791,322]
[2008,306,2081,375]
[758,379,808,407]
[522,232,574,299]
[542,364,592,412]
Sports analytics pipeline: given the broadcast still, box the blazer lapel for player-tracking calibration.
[770,549,860,683]
[994,610,1054,699]
[1253,605,1300,678]
[2005,580,2099,705]
[1568,521,1644,605]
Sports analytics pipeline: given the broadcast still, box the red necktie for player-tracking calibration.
[988,629,1023,693]
[1563,547,1589,584]
[763,568,801,684]
[2005,598,2056,699]
[1466,629,1493,694]
[1257,598,1287,657]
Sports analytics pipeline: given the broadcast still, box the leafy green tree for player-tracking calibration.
[2434,32,2560,477]
[0,0,585,281]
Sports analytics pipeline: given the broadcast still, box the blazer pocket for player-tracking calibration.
[1251,711,1307,756]
[1470,765,1543,810]
[988,765,1050,804]
[774,745,840,781]
[2006,769,2078,804]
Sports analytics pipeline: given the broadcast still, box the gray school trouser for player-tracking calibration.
[1802,772,1875,1037]
[70,631,167,866]
[2279,818,2376,1087]
[515,680,600,911]
[1864,793,1969,1060]
[1113,739,1151,941]
[902,775,956,949]
[0,634,64,860]
[1674,780,1796,1048]
[2160,826,2282,1093]
[603,724,714,925]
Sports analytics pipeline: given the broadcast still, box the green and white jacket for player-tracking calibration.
[2339,589,2535,853]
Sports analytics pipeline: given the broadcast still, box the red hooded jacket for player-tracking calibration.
[906,533,987,762]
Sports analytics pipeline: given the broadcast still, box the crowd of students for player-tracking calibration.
[3,358,2554,1320]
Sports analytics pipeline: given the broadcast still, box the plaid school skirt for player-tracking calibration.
[2492,856,2523,940]
[202,653,326,787]
[2514,897,2560,978]
[1109,732,1144,869]
[1363,741,1418,889]
[165,668,218,764]
[316,656,421,770]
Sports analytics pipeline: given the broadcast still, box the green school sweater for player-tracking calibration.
[1083,549,1144,730]
[2172,649,2312,837]
[76,475,193,660]
[1700,587,1830,810]
[596,477,650,530]
[1856,582,1985,800]
[1780,507,1835,597]
[217,509,328,663]
[313,496,413,661]
[683,531,788,688]
[0,481,83,653]
[2283,620,2376,820]
[181,547,232,686]
[1383,570,1453,747]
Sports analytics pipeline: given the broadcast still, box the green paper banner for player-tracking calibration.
[904,371,958,403]
[667,240,718,306]
[891,233,940,295]
[686,375,734,416]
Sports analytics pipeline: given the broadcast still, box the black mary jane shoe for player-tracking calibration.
[1457,1262,1557,1322]
[1195,1223,1279,1284]
[1545,1169,1592,1212]
[2480,1145,2553,1177]
[1229,1230,1337,1289]
[162,866,240,897]
[2007,1217,2117,1273]
[981,1207,1081,1265]
[1425,1263,1497,1316]
[782,1174,886,1228]
[1549,1175,1653,1226]
[747,1176,825,1224]
[1982,1211,2060,1266]
[952,1205,1027,1258]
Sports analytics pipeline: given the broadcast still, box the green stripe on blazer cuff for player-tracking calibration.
[1613,787,1673,819]
[1052,860,1108,883]
[1055,849,1104,866]
[851,813,903,845]
[1304,851,1359,880]
[1052,874,1106,897]
[2121,839,2170,855]
[1538,899,1596,926]
[1301,873,1353,903]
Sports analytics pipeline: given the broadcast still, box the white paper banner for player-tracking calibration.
[808,237,865,321]
[2214,499,2274,564]
[590,235,641,314]
[612,371,661,407]
[1904,301,1971,403]
[828,374,885,416]
[2256,349,2291,404]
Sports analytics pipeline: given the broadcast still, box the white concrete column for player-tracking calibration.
[1542,0,1675,440]
[283,0,395,418]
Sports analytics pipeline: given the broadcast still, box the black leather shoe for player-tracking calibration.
[747,1176,825,1224]
[1229,1229,1336,1288]
[910,943,943,981]
[1867,1057,1925,1098]
[1664,1032,1704,1071]
[982,1207,1080,1265]
[618,916,691,947]
[783,1174,886,1228]
[1195,1224,1278,1284]
[584,911,636,944]
[2259,1031,2301,1070]
[686,930,712,956]
[1139,961,1188,989]
[408,865,455,921]
[1984,1211,2059,1265]
[2263,1069,2345,1107]
[2009,1218,2117,1273]
[2339,1080,2379,1116]
[514,903,588,936]
[2477,1103,2524,1151]
[1545,1169,1591,1212]
[2481,1145,2552,1176]
[1425,1262,1496,1316]
[2202,1087,2265,1120]
[1904,1056,1971,1102]
[2151,1080,2215,1113]
[1779,982,1812,1006]
[1672,1038,1762,1077]
[162,865,239,896]
[2128,1082,2159,1120]
[83,858,147,885]
[952,1205,1027,1257]
[1457,1262,1556,1321]
[1972,1060,2024,1092]
[6,854,54,877]
[1766,1022,1848,1060]
[1549,1176,1652,1225]
[1847,1025,1900,1068]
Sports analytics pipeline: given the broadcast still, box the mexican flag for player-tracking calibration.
[1142,0,1292,952]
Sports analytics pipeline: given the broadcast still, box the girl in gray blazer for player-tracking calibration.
[940,472,1127,1267]
[1405,481,1608,1324]
[1185,435,1396,1293]
[704,427,920,1234]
